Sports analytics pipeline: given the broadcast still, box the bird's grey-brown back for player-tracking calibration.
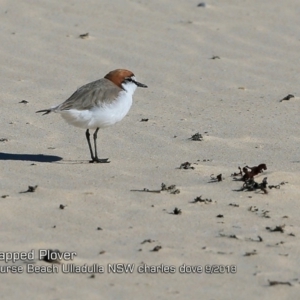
[55,78,123,112]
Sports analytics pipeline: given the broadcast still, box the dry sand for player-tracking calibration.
[1,0,300,299]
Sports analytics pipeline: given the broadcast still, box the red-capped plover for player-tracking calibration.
[37,69,147,163]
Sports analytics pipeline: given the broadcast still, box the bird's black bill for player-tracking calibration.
[133,80,148,88]
[36,109,51,115]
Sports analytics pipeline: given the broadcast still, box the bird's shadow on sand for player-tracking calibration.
[0,152,63,163]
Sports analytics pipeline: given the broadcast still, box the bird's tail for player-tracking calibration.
[36,109,52,115]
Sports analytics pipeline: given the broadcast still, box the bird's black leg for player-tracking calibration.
[93,128,100,160]
[91,128,109,163]
[85,129,95,162]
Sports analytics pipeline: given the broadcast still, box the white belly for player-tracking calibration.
[59,92,133,129]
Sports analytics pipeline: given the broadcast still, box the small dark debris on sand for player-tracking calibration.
[246,236,263,242]
[151,246,162,252]
[192,195,212,204]
[172,207,182,215]
[19,100,29,104]
[269,182,287,189]
[99,251,106,255]
[170,189,180,195]
[232,164,267,181]
[140,118,149,122]
[211,55,220,59]
[97,227,102,231]
[266,225,285,233]
[41,249,62,264]
[244,250,257,256]
[179,162,194,169]
[141,239,155,244]
[216,214,224,218]
[229,203,239,207]
[210,174,223,182]
[1,195,9,198]
[257,236,263,242]
[219,233,238,239]
[20,185,38,193]
[268,280,292,286]
[59,204,67,209]
[268,184,281,189]
[220,234,264,242]
[189,132,203,141]
[131,183,180,194]
[0,138,8,142]
[279,94,295,102]
[197,2,206,7]
[248,207,270,218]
[130,188,161,193]
[248,206,259,212]
[261,210,270,218]
[161,183,180,194]
[79,33,89,39]
[166,184,180,194]
[89,274,95,279]
[231,167,243,177]
[27,185,38,192]
[238,177,268,194]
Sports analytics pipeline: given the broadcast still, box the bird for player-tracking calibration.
[36,69,147,163]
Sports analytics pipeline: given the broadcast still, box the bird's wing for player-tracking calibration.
[56,78,123,111]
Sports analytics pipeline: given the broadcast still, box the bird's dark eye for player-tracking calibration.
[125,77,133,82]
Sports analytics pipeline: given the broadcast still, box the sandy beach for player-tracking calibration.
[1,0,300,298]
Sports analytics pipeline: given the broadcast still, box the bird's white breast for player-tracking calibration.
[60,90,133,129]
